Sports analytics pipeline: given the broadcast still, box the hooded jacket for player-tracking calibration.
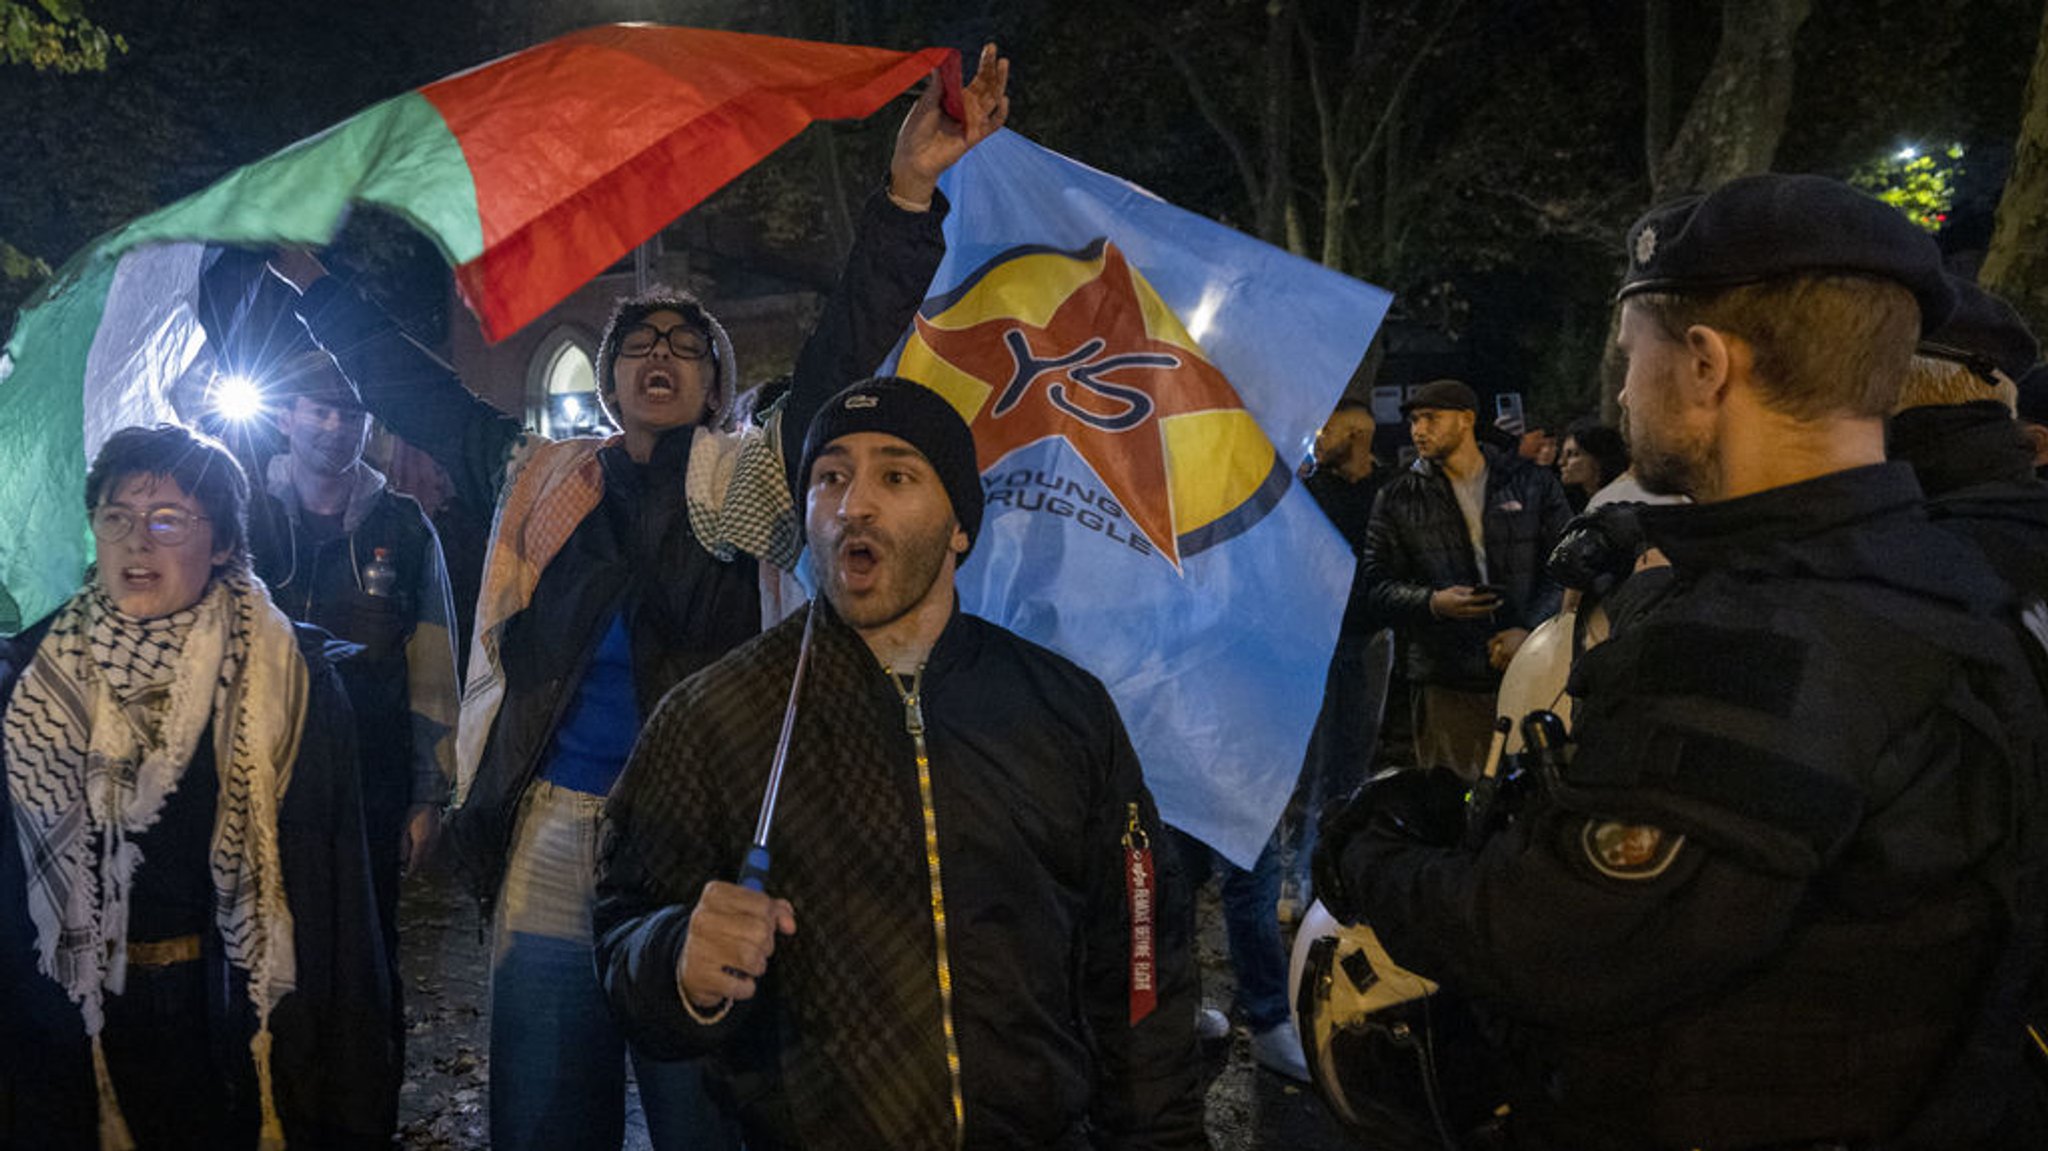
[249,456,459,809]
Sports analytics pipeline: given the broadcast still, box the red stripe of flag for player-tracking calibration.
[422,25,955,342]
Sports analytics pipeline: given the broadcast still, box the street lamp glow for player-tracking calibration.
[1895,145,1919,162]
[211,374,265,422]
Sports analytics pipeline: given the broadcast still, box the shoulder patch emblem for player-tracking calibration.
[1581,820,1684,880]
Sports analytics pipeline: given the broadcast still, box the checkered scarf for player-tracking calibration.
[454,409,800,804]
[4,571,308,1149]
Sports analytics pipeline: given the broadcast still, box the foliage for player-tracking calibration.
[0,237,50,343]
[1,0,123,73]
[1850,143,1965,232]
[2,0,2043,423]
[0,237,47,282]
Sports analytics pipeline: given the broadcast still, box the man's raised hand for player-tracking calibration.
[888,42,1011,210]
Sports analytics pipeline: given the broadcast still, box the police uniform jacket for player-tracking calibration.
[1891,398,2048,613]
[1347,463,2047,1150]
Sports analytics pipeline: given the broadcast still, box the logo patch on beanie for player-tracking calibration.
[897,239,1287,570]
[1633,226,1658,266]
[844,394,880,410]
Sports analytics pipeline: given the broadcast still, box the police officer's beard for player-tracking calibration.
[1632,426,1716,499]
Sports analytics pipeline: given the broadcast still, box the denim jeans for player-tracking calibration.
[1172,827,1291,1032]
[491,781,739,1151]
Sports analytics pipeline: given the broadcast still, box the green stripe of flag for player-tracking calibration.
[116,91,484,267]
[0,248,120,632]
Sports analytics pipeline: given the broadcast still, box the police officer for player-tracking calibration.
[1318,174,2048,1149]
[247,347,460,1010]
[1888,275,2048,616]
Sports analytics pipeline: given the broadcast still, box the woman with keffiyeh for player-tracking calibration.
[0,424,397,1150]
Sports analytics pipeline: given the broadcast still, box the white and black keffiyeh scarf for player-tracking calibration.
[4,571,308,1150]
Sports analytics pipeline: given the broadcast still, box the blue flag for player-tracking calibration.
[888,130,1392,867]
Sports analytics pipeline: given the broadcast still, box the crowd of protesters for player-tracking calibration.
[4,42,2048,1151]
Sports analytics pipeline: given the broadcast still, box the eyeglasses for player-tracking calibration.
[617,323,712,361]
[90,506,212,547]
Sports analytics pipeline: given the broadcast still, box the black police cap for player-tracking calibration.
[1617,173,1956,334]
[1918,275,2039,385]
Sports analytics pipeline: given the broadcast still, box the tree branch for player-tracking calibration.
[1341,0,1469,206]
[1132,13,1265,217]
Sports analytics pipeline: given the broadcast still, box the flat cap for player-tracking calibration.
[1918,275,2039,385]
[1399,379,1479,416]
[1618,173,1956,333]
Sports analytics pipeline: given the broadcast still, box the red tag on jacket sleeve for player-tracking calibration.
[1123,803,1157,1025]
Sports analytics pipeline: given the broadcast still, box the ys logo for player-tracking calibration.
[899,240,1291,570]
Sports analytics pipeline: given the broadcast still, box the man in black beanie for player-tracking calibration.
[1319,174,2048,1149]
[593,377,1208,1151]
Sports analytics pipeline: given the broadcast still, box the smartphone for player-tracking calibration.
[1494,393,1526,434]
[1472,583,1505,600]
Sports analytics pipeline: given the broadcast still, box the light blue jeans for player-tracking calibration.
[490,780,739,1151]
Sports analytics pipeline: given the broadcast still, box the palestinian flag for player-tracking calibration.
[0,24,954,631]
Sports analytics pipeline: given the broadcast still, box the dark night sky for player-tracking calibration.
[3,0,2039,415]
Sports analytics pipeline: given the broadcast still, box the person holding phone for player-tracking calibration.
[1361,379,1573,776]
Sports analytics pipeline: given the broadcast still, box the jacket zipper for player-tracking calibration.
[891,665,965,1150]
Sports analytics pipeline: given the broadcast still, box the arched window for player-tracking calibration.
[526,326,606,436]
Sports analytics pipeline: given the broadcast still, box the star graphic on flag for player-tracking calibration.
[909,242,1245,568]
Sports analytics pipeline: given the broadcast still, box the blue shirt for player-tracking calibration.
[543,612,642,795]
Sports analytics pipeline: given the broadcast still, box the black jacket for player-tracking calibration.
[594,604,1209,1151]
[293,190,948,899]
[1361,444,1571,689]
[1306,467,1386,640]
[248,473,454,811]
[1891,400,2048,610]
[1345,464,2048,1149]
[0,614,398,1150]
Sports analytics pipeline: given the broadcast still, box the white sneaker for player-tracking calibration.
[1196,1006,1232,1041]
[1250,1020,1311,1082]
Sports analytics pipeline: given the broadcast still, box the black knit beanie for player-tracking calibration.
[798,376,984,555]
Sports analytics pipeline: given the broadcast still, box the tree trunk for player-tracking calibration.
[1980,2,2048,336]
[1652,0,1810,198]
[1644,0,1671,186]
[1257,0,1299,247]
[1382,92,1401,273]
[1601,0,1813,421]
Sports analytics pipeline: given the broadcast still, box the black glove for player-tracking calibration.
[1313,767,1470,924]
[1547,501,1649,593]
